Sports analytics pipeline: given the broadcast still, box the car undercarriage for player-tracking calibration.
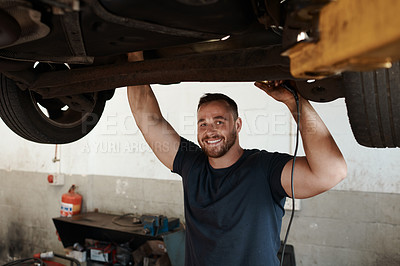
[0,0,399,147]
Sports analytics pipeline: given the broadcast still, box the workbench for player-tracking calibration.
[53,212,185,265]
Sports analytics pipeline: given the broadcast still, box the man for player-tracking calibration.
[127,52,347,266]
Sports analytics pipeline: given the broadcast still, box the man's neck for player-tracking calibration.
[208,146,244,169]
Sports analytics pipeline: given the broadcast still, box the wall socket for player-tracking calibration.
[48,173,65,186]
[284,198,301,211]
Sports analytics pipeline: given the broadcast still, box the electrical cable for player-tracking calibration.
[3,257,45,266]
[270,25,283,37]
[280,82,300,266]
[111,213,141,227]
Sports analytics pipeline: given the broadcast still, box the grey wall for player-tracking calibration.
[282,191,400,266]
[0,169,399,266]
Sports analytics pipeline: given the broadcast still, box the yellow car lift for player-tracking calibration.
[284,0,400,79]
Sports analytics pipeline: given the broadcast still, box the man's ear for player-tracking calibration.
[236,117,242,133]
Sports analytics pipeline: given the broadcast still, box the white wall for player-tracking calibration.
[0,82,399,193]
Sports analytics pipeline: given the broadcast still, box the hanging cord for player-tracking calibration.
[280,82,300,266]
[53,144,60,163]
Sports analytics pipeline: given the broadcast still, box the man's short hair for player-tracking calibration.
[197,93,238,120]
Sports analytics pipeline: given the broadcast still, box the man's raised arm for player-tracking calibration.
[255,81,347,199]
[127,52,180,170]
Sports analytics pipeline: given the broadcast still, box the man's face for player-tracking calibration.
[197,100,240,158]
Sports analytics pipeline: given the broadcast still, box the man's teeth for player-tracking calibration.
[207,139,221,144]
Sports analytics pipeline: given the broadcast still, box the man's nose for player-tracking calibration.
[209,123,218,130]
[203,123,217,133]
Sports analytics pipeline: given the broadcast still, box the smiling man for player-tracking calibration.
[196,93,242,166]
[127,52,346,266]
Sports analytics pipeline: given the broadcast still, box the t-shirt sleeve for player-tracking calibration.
[261,151,293,203]
[172,137,202,177]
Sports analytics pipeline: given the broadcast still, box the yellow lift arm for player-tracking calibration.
[284,0,400,79]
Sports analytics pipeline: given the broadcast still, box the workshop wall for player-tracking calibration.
[0,170,184,263]
[0,82,399,265]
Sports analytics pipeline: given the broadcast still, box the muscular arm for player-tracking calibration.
[255,81,347,199]
[127,53,180,170]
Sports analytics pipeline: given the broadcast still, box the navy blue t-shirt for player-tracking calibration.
[173,137,292,266]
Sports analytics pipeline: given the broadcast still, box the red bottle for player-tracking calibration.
[60,185,82,217]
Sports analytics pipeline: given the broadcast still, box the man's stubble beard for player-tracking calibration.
[199,128,237,158]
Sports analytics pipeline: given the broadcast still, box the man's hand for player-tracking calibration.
[254,80,299,106]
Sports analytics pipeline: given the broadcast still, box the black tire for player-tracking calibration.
[343,62,400,148]
[0,74,107,144]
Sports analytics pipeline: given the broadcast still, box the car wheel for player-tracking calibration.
[342,62,400,148]
[0,74,107,144]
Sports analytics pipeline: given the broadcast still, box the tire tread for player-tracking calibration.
[343,62,400,148]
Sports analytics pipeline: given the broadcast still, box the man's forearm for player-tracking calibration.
[127,84,164,133]
[126,51,165,132]
[127,84,180,170]
[288,97,347,181]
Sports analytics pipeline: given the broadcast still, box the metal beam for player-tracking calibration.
[28,46,291,98]
[284,0,400,78]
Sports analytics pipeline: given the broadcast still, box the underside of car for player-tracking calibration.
[0,0,399,147]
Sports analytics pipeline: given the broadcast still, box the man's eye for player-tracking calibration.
[216,121,223,125]
[200,123,207,127]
